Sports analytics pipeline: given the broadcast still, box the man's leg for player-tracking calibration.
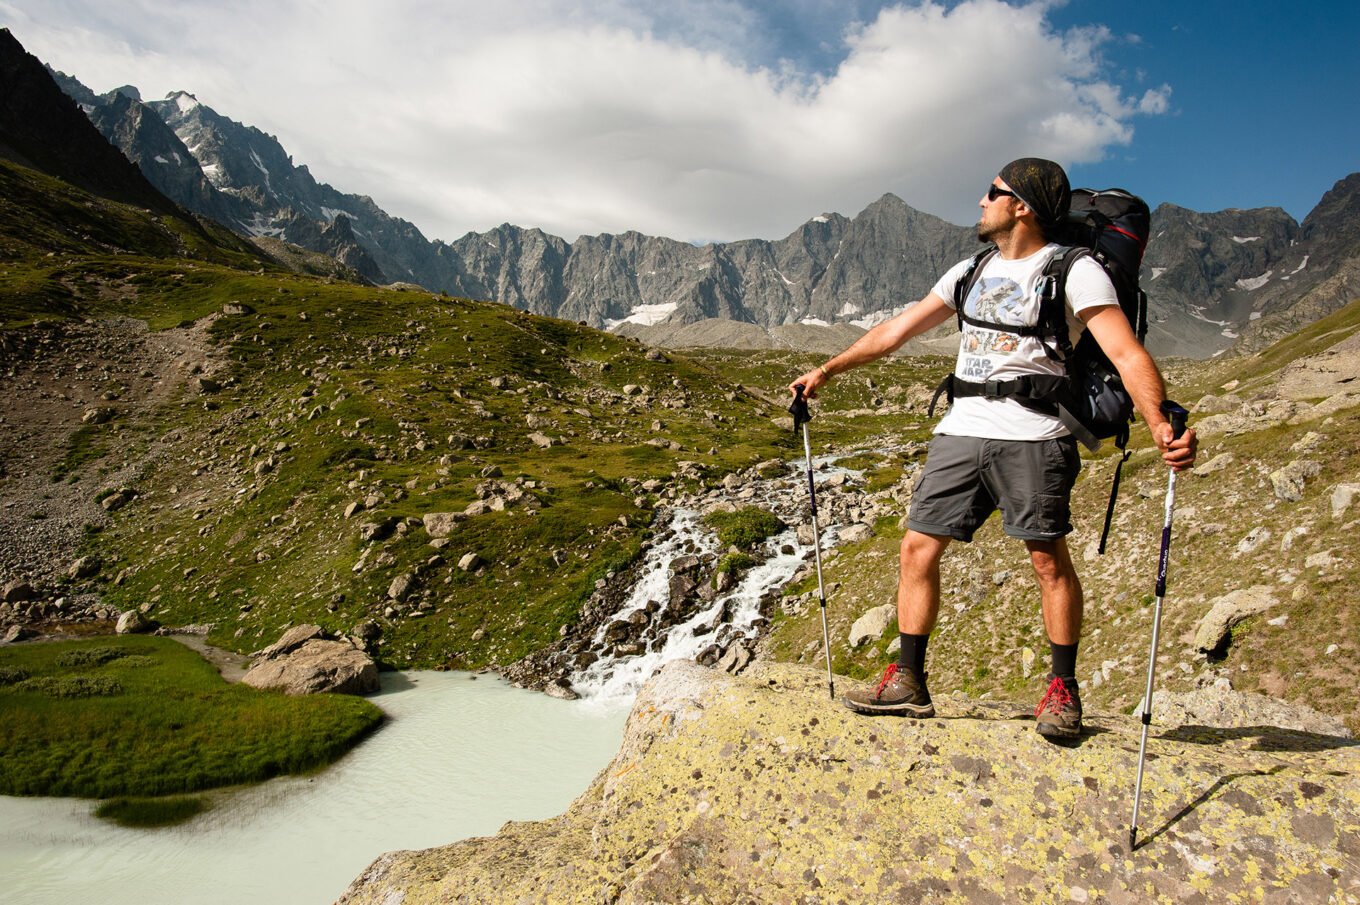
[841,529,948,716]
[1028,537,1084,738]
[1027,538,1083,650]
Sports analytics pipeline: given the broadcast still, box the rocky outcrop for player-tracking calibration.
[341,661,1359,904]
[241,624,378,695]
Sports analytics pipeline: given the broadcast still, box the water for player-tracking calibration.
[0,671,628,905]
[571,454,859,709]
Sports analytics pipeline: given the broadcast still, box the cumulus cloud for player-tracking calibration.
[2,0,1169,243]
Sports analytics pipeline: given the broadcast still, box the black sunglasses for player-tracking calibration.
[986,185,1017,202]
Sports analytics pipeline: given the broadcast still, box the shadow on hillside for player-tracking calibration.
[1158,724,1359,753]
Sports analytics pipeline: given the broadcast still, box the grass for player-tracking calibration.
[703,507,785,550]
[0,636,383,799]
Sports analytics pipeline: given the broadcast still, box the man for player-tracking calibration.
[789,158,1197,739]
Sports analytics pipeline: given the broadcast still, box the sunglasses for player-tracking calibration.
[986,185,1018,202]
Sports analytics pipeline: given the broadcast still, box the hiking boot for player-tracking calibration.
[1035,675,1082,739]
[843,664,934,716]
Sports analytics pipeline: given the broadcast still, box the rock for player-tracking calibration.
[3,624,35,643]
[543,680,580,701]
[67,556,102,580]
[1234,526,1271,557]
[388,573,415,602]
[359,518,398,542]
[1191,452,1235,477]
[421,512,464,538]
[81,407,115,424]
[458,553,485,572]
[338,661,1360,905]
[100,489,135,511]
[196,377,222,394]
[242,639,379,695]
[716,642,753,674]
[1268,460,1322,501]
[528,432,558,449]
[1152,687,1351,737]
[848,603,895,647]
[115,609,157,634]
[837,523,874,545]
[1193,586,1278,654]
[351,620,382,645]
[2,581,35,603]
[254,624,328,660]
[1331,483,1360,519]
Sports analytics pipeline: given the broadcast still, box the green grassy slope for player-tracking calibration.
[0,157,793,668]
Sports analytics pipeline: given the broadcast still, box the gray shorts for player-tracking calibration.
[907,435,1081,542]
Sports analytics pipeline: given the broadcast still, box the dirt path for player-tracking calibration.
[0,316,221,603]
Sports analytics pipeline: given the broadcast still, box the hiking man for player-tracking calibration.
[789,158,1197,739]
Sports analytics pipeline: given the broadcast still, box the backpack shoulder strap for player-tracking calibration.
[1037,245,1094,360]
[952,247,998,332]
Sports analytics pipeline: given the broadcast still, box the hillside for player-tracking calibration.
[0,154,793,670]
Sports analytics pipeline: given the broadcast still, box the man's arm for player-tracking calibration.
[1081,305,1197,470]
[789,293,955,398]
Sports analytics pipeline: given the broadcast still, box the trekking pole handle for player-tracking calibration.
[1160,400,1189,441]
[789,384,812,436]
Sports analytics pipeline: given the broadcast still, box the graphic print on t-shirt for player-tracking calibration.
[960,276,1023,379]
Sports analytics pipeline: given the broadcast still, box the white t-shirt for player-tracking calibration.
[929,245,1118,441]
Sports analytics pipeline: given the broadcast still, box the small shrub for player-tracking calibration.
[55,647,129,668]
[716,552,757,574]
[16,675,124,698]
[704,507,785,550]
[0,666,30,685]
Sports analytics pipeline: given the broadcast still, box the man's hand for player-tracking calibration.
[1152,422,1197,472]
[789,368,828,399]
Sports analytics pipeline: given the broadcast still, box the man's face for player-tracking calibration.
[977,179,1019,242]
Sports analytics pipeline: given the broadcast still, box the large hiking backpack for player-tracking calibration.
[932,187,1152,552]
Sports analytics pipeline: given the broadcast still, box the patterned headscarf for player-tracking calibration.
[999,158,1071,236]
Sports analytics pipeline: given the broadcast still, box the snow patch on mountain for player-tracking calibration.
[605,302,678,330]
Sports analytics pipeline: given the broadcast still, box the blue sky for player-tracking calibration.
[1047,1,1360,222]
[2,1,1356,241]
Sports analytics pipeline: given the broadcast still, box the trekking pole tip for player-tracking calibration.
[1128,828,1138,852]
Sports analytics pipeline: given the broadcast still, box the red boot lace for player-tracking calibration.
[874,664,900,699]
[1035,675,1074,717]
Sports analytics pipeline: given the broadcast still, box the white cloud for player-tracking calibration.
[2,0,1169,243]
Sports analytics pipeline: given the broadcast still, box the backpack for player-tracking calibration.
[929,188,1152,553]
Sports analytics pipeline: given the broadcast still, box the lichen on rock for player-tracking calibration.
[339,661,1360,904]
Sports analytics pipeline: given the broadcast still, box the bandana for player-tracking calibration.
[999,158,1071,233]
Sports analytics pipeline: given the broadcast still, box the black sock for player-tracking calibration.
[1050,641,1078,680]
[898,633,929,675]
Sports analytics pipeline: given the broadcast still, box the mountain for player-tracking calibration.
[0,28,174,214]
[40,39,1360,359]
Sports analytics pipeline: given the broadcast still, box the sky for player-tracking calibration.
[2,0,1357,245]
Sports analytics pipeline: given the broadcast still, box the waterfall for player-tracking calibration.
[570,455,860,711]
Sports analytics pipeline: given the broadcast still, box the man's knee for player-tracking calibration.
[1028,541,1079,588]
[900,531,948,576]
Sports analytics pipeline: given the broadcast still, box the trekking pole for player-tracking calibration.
[789,385,835,700]
[1129,400,1190,852]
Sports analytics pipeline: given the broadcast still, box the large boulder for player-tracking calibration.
[1193,586,1278,654]
[339,662,1359,904]
[848,603,895,647]
[115,609,157,634]
[244,626,378,695]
